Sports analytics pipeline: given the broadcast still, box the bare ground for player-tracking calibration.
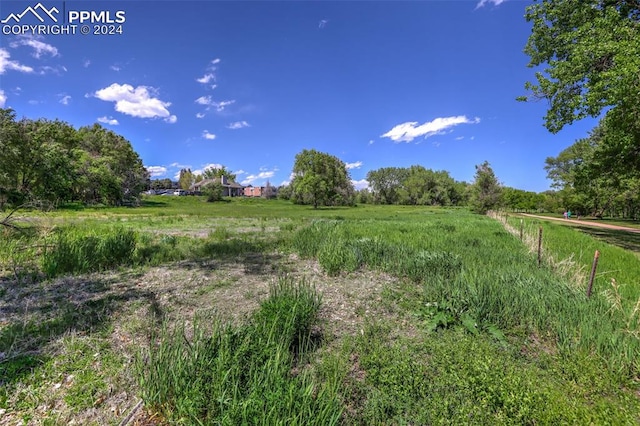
[0,253,404,425]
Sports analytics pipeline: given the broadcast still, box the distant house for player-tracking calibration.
[190,175,244,197]
[244,183,278,198]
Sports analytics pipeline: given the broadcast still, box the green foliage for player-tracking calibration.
[0,109,148,207]
[178,168,194,190]
[41,226,137,277]
[469,161,502,214]
[366,165,468,206]
[202,165,236,182]
[342,326,639,425]
[291,149,354,208]
[136,277,342,425]
[521,0,640,134]
[204,181,224,202]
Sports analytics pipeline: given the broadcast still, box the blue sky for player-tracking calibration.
[0,0,601,192]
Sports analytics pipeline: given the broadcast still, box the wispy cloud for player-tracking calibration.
[368,140,374,145]
[345,161,363,170]
[195,96,235,112]
[59,94,71,105]
[475,0,507,9]
[9,36,58,58]
[202,130,216,140]
[83,59,91,68]
[227,120,250,129]
[97,116,119,125]
[94,83,177,123]
[211,58,221,65]
[146,166,167,177]
[0,90,6,107]
[319,19,328,29]
[110,65,121,71]
[381,116,480,143]
[196,112,205,119]
[0,48,34,74]
[242,171,276,185]
[196,73,215,84]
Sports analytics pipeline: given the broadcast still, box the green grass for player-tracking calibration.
[2,199,640,424]
[135,276,342,425]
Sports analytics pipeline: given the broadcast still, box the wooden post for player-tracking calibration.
[586,250,600,298]
[519,219,524,241]
[537,227,543,267]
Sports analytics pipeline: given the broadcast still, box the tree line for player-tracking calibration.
[0,108,148,208]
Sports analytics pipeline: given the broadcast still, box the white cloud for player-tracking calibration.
[196,112,205,119]
[227,120,250,129]
[241,171,276,185]
[196,73,216,84]
[319,19,328,29]
[475,0,507,9]
[9,37,58,58]
[83,59,91,68]
[195,96,211,105]
[97,116,119,125]
[455,136,464,141]
[345,161,363,170]
[146,166,167,177]
[59,95,71,105]
[194,96,235,112]
[0,48,34,74]
[94,83,176,122]
[352,179,369,190]
[110,65,121,71]
[39,65,66,75]
[211,58,221,65]
[234,169,246,175]
[280,172,296,186]
[202,130,216,140]
[368,140,374,145]
[381,116,480,143]
[0,90,6,107]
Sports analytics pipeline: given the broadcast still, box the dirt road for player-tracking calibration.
[518,213,640,234]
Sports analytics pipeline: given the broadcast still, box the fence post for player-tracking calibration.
[519,219,524,241]
[586,250,600,298]
[537,227,543,267]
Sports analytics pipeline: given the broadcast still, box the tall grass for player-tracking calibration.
[135,276,342,425]
[41,226,137,277]
[292,214,640,377]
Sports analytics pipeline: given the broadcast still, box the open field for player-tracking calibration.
[1,197,640,424]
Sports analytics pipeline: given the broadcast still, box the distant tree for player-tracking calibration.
[178,168,194,190]
[290,149,354,208]
[277,184,293,200]
[150,178,173,190]
[366,167,409,204]
[202,166,236,182]
[203,181,224,202]
[355,188,373,204]
[469,161,502,214]
[262,180,277,199]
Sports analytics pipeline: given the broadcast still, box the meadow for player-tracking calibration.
[1,196,639,424]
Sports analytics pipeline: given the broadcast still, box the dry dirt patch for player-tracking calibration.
[1,252,402,425]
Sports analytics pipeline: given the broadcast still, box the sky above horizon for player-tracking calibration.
[0,0,602,192]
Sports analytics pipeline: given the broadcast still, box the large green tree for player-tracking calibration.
[521,0,640,133]
[0,109,148,208]
[290,149,354,208]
